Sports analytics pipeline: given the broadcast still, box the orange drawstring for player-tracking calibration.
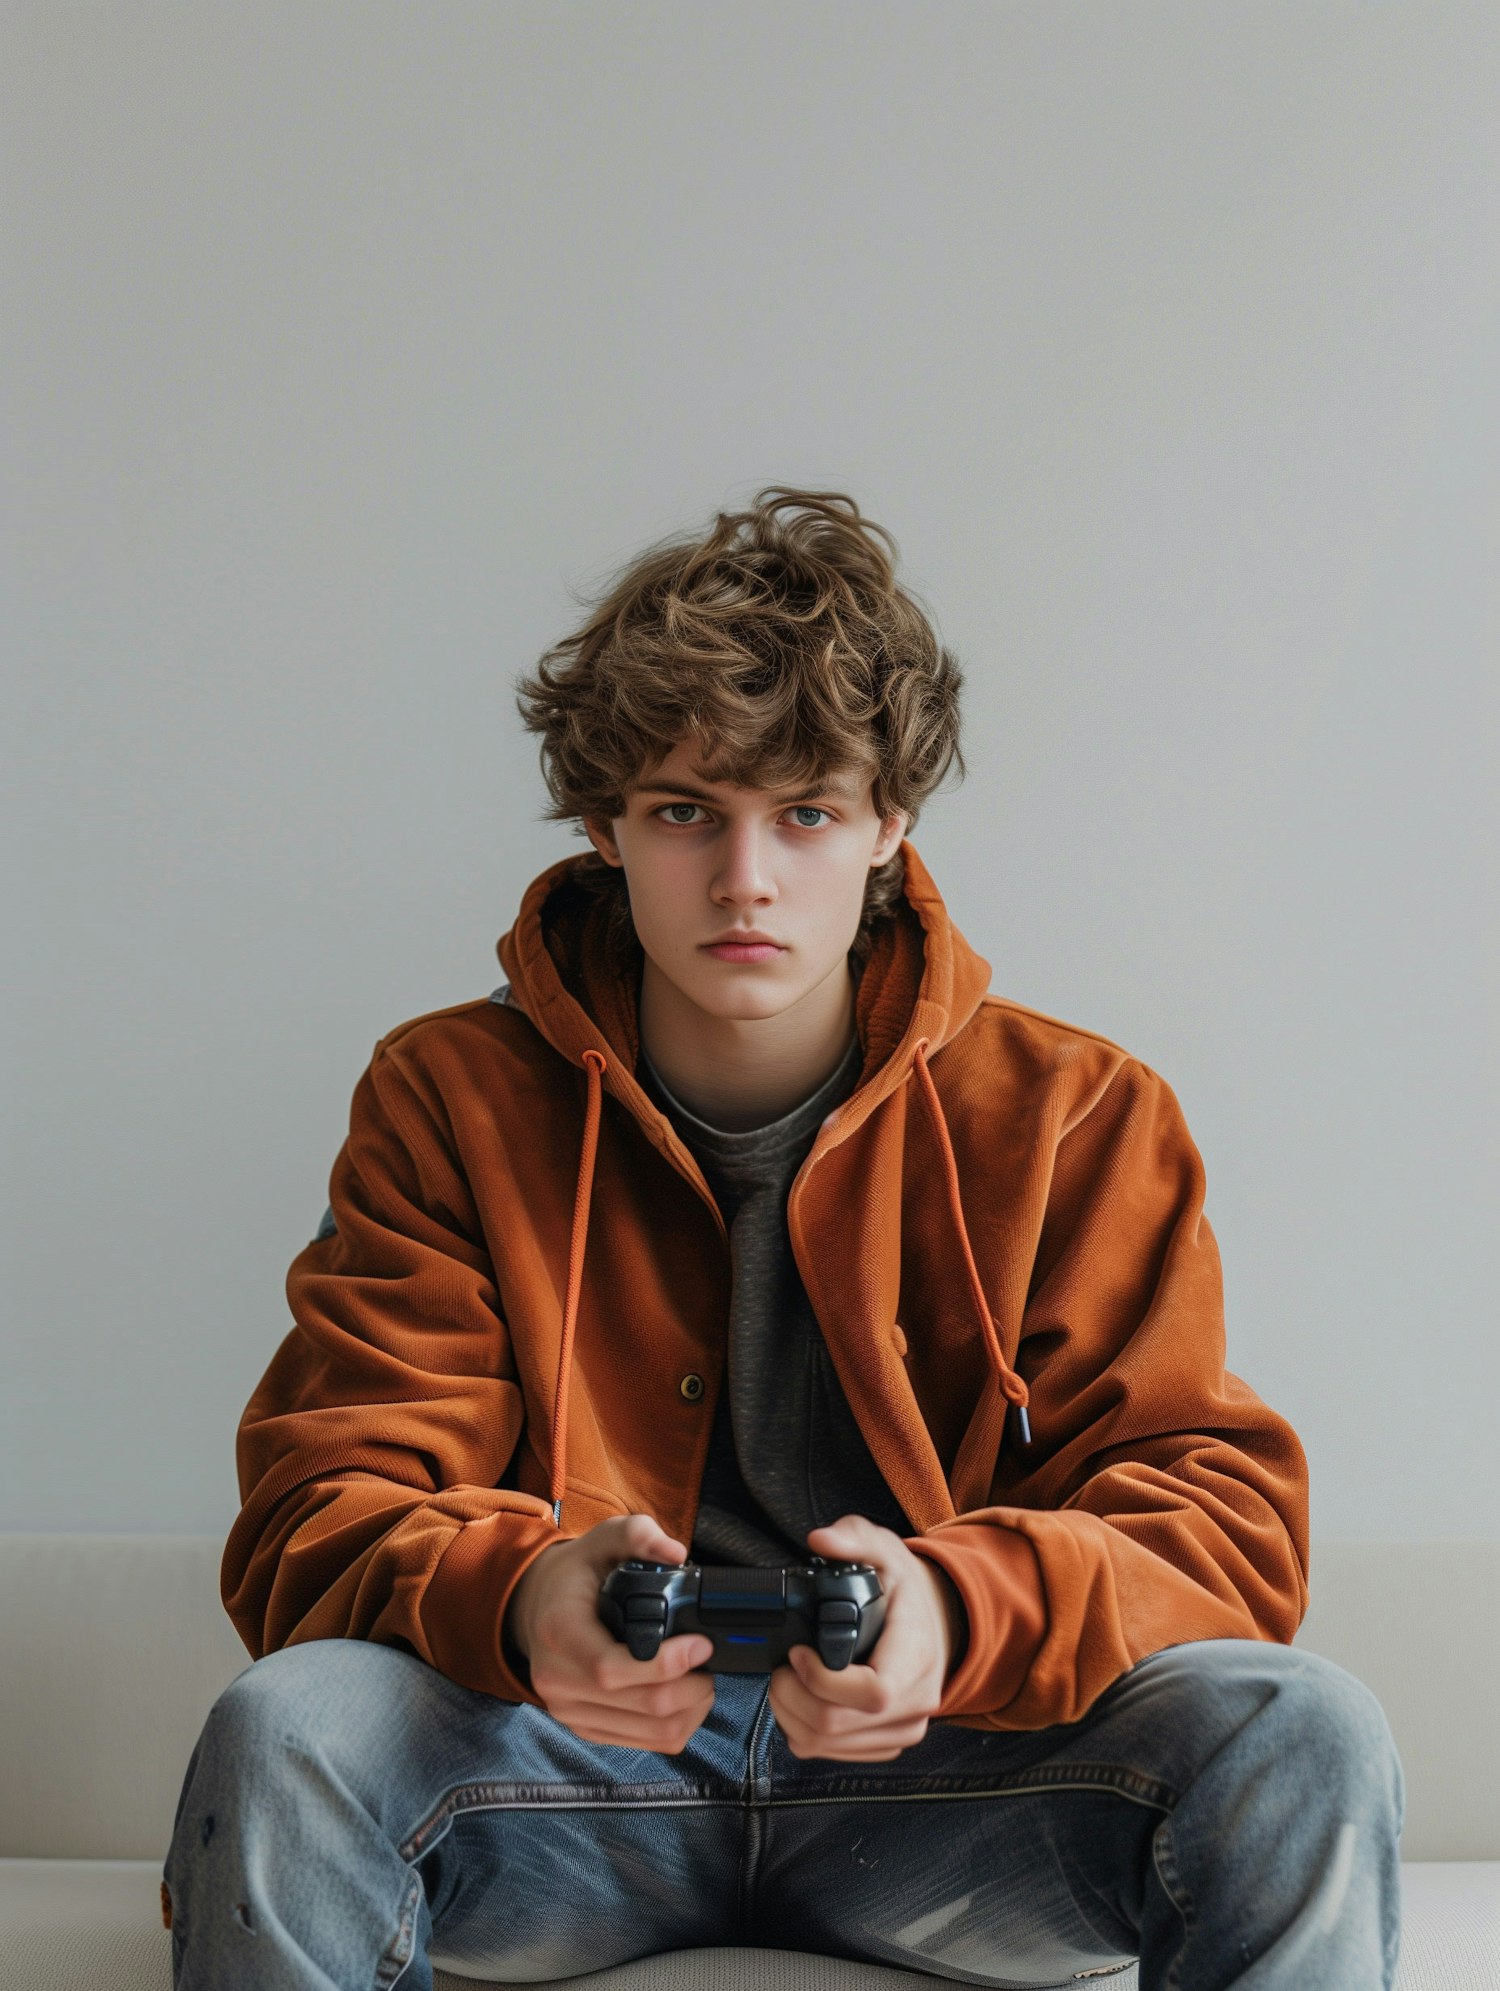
[910,1038,1032,1444]
[550,1047,607,1525]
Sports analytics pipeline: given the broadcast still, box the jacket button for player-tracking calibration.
[679,1372,705,1402]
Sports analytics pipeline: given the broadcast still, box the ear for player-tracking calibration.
[871,812,909,867]
[583,816,624,868]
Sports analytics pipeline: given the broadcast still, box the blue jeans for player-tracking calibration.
[162,1634,1404,1989]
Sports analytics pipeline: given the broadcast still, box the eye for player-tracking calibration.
[652,803,833,830]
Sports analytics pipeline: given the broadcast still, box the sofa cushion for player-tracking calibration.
[1,1859,1495,1991]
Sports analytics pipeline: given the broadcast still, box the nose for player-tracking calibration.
[710,819,778,906]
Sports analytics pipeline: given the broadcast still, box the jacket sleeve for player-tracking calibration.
[904,1055,1311,1731]
[221,1037,571,1706]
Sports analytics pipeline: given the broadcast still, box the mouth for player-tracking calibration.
[701,939,785,960]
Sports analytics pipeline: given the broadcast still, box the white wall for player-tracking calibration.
[5,1,1496,1541]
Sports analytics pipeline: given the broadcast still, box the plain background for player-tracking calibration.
[3,2,1495,1546]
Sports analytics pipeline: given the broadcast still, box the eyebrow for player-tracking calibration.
[634,779,854,806]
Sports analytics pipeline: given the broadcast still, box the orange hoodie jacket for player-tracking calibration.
[223,840,1310,1732]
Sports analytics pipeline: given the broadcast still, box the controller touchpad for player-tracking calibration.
[697,1566,786,1622]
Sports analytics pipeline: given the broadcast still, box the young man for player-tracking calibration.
[163,489,1404,1987]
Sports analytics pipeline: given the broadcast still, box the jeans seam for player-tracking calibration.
[398,1769,1178,1864]
[766,1762,1181,1808]
[748,1681,775,1802]
[738,1682,775,1941]
[398,1786,743,1861]
[767,1782,1172,1808]
[1151,1815,1195,1991]
[374,1868,423,1990]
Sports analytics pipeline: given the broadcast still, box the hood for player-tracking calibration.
[495,838,1033,1528]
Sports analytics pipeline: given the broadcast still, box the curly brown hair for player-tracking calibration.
[512,486,967,968]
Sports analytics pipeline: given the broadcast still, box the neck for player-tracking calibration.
[638,954,859,1132]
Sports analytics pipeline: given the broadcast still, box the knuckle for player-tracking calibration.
[531,1657,563,1698]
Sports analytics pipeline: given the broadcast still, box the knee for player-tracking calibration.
[1184,1642,1405,1825]
[1142,1639,1405,1832]
[194,1637,421,1791]
[1271,1650,1405,1821]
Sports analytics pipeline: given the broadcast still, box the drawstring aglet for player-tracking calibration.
[1015,1404,1032,1445]
[551,1498,563,1526]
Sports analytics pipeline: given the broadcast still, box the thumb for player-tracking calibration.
[620,1512,686,1562]
[806,1514,877,1558]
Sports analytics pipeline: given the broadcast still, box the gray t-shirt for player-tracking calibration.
[637,1002,916,1568]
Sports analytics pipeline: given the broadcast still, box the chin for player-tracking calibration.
[678,966,798,1017]
[697,984,795,1019]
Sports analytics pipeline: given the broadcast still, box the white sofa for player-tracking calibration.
[1,1534,1496,1989]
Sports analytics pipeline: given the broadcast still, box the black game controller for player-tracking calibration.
[598,1555,887,1673]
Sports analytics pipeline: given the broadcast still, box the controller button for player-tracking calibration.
[821,1601,860,1624]
[625,1597,668,1622]
[679,1373,705,1401]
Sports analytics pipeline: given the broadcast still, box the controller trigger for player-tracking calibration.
[818,1623,859,1669]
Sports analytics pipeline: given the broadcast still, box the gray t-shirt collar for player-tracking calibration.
[638,1026,863,1166]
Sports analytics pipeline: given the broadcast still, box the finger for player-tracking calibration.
[772,1658,914,1738]
[806,1515,895,1560]
[587,1686,716,1737]
[785,1642,901,1716]
[564,1638,716,1727]
[591,1628,713,1694]
[609,1665,719,1720]
[542,1588,706,1687]
[594,1512,685,1560]
[770,1674,930,1757]
[802,1526,933,1700]
[557,1700,712,1752]
[604,1514,688,1568]
[781,1726,929,1762]
[856,1577,942,1706]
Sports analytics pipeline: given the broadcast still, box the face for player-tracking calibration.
[583,737,908,1023]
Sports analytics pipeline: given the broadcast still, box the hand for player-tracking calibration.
[505,1513,716,1754]
[768,1514,968,1762]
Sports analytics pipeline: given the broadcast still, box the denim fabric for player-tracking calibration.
[162,1634,1404,1990]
